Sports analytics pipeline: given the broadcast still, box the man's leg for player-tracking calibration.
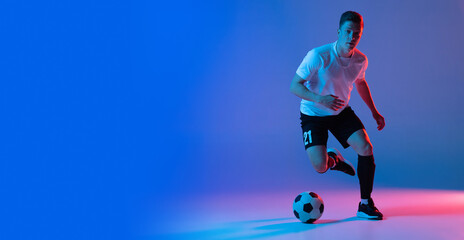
[305,145,355,175]
[300,111,354,175]
[347,129,374,199]
[305,145,332,173]
[347,129,373,156]
[347,129,383,220]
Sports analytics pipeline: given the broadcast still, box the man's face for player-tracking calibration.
[337,21,363,51]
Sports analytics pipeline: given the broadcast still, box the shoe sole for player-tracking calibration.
[327,147,356,175]
[357,211,383,220]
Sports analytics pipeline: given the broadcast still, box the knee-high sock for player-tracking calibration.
[357,155,376,200]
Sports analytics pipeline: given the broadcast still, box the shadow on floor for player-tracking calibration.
[154,216,359,240]
[245,217,359,239]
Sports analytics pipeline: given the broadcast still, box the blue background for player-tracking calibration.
[1,0,463,239]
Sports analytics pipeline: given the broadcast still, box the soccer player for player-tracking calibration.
[290,11,384,220]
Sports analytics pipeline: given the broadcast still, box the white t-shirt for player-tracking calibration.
[296,41,368,116]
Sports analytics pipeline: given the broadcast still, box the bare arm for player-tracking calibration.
[289,73,345,111]
[355,78,385,130]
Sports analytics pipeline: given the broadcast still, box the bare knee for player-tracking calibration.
[315,164,328,174]
[358,142,373,156]
[311,156,329,173]
[306,145,329,173]
[347,129,374,156]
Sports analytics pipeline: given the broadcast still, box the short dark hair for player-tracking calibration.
[339,11,363,29]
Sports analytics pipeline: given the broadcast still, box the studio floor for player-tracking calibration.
[147,188,464,240]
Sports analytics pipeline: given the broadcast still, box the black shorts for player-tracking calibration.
[300,106,365,150]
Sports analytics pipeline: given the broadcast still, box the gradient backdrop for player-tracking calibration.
[1,0,463,239]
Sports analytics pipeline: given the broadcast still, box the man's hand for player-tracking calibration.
[318,95,345,111]
[372,111,385,130]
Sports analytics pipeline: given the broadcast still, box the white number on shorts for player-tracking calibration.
[304,130,312,145]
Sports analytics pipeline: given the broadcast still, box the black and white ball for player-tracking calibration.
[293,191,324,223]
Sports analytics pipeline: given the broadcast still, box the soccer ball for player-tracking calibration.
[293,191,324,223]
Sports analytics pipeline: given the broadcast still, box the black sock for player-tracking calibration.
[327,152,337,168]
[357,155,376,200]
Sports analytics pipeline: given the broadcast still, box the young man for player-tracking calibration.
[289,11,384,220]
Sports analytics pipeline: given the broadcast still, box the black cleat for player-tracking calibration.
[357,198,384,220]
[327,148,355,176]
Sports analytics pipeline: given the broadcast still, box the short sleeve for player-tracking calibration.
[296,49,322,80]
[356,57,368,82]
